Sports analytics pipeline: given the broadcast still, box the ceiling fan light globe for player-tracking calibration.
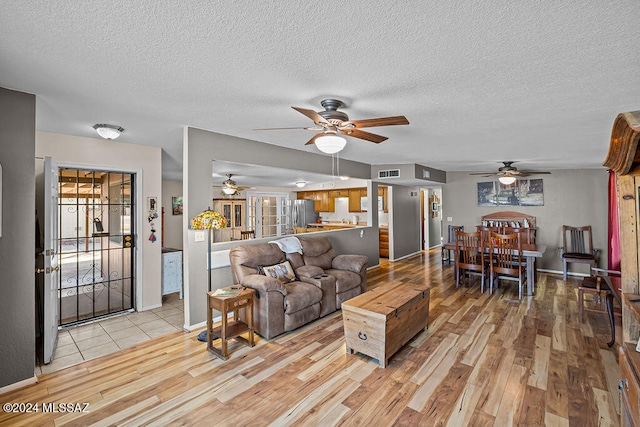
[222,187,236,195]
[499,176,516,185]
[315,135,346,154]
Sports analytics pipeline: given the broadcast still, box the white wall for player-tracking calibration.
[36,131,163,310]
[162,180,183,249]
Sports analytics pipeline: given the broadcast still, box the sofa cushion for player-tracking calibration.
[299,236,336,270]
[325,269,362,293]
[283,281,323,314]
[260,260,296,283]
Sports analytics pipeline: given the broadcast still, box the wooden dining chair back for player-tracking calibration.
[504,227,536,244]
[489,232,526,298]
[561,225,599,280]
[476,225,493,245]
[441,225,463,264]
[240,230,255,240]
[454,231,486,292]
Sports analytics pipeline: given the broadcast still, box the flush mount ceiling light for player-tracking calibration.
[314,132,346,154]
[93,124,124,140]
[498,175,516,185]
[295,181,306,188]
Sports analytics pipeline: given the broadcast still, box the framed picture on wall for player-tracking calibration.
[172,196,183,215]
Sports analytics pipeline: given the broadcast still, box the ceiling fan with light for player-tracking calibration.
[212,174,250,195]
[254,99,409,154]
[470,161,551,184]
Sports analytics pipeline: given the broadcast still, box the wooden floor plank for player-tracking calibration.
[0,250,621,426]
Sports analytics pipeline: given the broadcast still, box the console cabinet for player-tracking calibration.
[603,111,640,426]
[162,248,183,299]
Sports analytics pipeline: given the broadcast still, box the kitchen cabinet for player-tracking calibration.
[212,199,245,241]
[379,227,389,257]
[348,188,363,212]
[378,186,388,212]
[296,190,334,212]
[329,189,350,198]
[314,190,334,212]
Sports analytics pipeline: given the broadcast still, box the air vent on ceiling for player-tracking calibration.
[378,169,400,179]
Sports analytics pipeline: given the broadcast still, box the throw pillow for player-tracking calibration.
[259,260,297,284]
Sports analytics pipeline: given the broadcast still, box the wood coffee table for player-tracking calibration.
[341,282,430,368]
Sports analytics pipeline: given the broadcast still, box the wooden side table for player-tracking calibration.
[207,287,255,360]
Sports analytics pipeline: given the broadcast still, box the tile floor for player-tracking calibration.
[37,293,185,375]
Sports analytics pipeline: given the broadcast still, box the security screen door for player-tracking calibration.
[57,168,135,326]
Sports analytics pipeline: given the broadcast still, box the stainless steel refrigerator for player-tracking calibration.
[287,199,317,229]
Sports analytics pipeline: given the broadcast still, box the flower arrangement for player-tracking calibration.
[190,209,227,230]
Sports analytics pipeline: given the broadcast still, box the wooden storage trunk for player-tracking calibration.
[341,282,430,368]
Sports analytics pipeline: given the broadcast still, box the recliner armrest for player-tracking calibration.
[332,254,368,273]
[240,274,287,296]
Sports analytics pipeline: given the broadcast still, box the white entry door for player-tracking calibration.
[43,156,59,364]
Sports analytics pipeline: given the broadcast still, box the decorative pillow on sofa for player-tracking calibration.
[259,260,297,284]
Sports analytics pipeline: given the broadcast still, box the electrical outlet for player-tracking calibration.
[194,231,205,242]
[447,217,453,222]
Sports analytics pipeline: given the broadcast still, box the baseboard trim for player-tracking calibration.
[389,251,422,262]
[0,375,38,394]
[537,268,590,278]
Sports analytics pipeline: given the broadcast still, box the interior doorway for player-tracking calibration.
[57,168,136,326]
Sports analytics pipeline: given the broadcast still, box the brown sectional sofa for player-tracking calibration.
[229,236,367,339]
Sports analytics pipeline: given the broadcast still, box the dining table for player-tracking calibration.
[443,241,547,296]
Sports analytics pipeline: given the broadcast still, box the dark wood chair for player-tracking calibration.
[578,267,621,347]
[454,230,486,292]
[441,225,463,264]
[240,230,255,240]
[489,232,526,298]
[560,225,599,280]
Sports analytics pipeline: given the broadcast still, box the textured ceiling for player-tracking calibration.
[2,1,639,182]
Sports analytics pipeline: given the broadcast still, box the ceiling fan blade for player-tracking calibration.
[304,133,323,146]
[469,172,498,176]
[347,116,409,128]
[253,126,320,131]
[341,128,388,143]
[518,171,552,175]
[292,107,330,126]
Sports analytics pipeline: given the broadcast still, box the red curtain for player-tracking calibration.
[608,169,621,272]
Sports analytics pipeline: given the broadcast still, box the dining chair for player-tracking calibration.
[241,230,255,240]
[441,225,463,264]
[578,267,621,346]
[560,225,599,280]
[489,231,526,299]
[454,230,486,292]
[476,225,493,245]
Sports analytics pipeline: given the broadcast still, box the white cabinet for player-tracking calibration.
[162,249,183,299]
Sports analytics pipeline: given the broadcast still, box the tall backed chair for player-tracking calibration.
[561,225,599,280]
[441,225,463,264]
[454,231,486,292]
[489,232,526,299]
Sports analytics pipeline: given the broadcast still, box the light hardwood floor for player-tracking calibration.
[0,249,620,426]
